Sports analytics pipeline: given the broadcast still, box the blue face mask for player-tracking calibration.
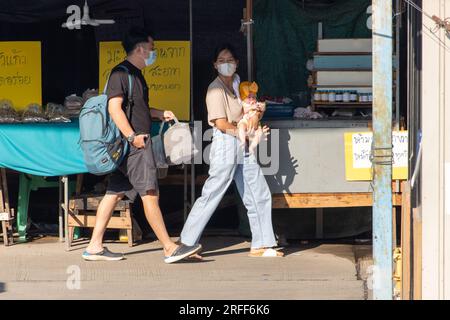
[144,50,157,66]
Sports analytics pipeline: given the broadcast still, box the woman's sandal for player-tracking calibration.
[248,248,284,258]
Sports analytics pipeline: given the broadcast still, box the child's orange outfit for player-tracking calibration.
[238,81,266,154]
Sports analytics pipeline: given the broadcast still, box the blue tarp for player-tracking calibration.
[0,121,88,176]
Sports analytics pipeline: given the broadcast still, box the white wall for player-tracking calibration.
[421,0,450,300]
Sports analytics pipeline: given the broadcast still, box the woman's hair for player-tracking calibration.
[212,43,239,63]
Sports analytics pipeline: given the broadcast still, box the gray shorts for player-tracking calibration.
[106,140,159,202]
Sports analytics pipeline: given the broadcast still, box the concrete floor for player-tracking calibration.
[0,236,365,300]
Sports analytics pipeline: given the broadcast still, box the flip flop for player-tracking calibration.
[248,248,284,258]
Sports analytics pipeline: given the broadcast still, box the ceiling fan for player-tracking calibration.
[62,0,115,29]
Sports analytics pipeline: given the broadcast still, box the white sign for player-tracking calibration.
[0,211,10,221]
[351,131,408,169]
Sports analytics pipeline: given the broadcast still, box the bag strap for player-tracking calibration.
[159,121,166,135]
[159,116,179,135]
[116,65,134,107]
[103,65,134,120]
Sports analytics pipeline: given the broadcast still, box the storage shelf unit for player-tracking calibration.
[314,102,372,108]
[310,39,398,116]
[311,39,373,112]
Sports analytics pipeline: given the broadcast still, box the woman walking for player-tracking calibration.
[179,44,283,258]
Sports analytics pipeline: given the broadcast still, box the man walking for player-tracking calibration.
[82,27,201,263]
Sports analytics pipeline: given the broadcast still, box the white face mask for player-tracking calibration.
[217,63,236,77]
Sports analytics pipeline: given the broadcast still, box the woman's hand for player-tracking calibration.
[261,125,270,141]
[161,110,175,122]
[132,134,149,149]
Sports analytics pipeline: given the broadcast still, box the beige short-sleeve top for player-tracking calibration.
[206,76,243,127]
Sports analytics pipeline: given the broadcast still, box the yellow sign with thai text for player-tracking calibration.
[99,41,190,121]
[344,131,408,180]
[0,42,42,110]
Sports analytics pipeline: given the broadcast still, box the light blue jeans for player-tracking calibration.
[180,128,277,249]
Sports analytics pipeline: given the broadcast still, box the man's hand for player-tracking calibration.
[132,134,149,149]
[161,110,175,122]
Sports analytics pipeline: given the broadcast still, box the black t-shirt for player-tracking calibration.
[106,60,152,135]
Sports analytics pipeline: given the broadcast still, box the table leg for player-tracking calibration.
[315,208,324,239]
[71,179,80,240]
[17,173,31,242]
[59,177,64,242]
[63,176,70,251]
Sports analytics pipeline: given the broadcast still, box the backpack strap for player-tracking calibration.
[104,65,134,119]
[116,65,134,107]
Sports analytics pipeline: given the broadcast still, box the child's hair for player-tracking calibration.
[239,81,259,100]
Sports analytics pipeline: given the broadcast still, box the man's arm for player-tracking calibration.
[150,107,164,120]
[108,96,147,148]
[150,107,175,121]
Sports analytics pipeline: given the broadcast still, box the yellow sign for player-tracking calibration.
[0,42,42,110]
[344,131,408,180]
[99,41,190,121]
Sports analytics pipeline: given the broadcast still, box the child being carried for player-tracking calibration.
[238,81,266,154]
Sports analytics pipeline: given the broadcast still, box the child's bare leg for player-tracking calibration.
[238,122,248,148]
[249,126,263,154]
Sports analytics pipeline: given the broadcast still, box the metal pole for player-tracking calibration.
[246,0,254,81]
[372,0,394,300]
[189,0,196,217]
[395,0,401,131]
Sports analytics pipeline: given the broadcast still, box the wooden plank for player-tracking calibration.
[68,213,131,229]
[70,196,129,211]
[401,182,412,300]
[272,192,403,209]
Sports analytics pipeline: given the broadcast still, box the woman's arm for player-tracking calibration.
[213,118,239,137]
